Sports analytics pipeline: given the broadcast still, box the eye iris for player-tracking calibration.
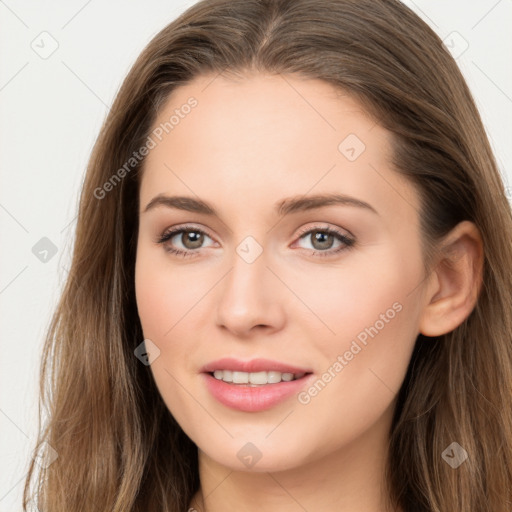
[311,230,334,250]
[182,231,204,249]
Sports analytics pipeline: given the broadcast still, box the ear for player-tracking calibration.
[419,220,484,337]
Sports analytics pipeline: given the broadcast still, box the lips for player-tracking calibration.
[200,357,314,412]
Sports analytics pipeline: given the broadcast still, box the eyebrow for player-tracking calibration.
[142,193,378,216]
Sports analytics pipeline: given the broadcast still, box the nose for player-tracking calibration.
[215,245,286,338]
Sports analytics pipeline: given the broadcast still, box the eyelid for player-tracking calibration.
[155,223,216,243]
[293,222,354,240]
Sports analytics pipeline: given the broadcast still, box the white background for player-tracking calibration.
[1,1,511,510]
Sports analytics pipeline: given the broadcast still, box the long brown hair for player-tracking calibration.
[23,0,512,510]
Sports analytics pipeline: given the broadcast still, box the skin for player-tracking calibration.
[134,72,483,512]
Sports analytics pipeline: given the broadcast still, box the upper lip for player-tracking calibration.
[201,357,312,374]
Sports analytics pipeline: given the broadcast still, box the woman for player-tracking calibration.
[23,0,512,511]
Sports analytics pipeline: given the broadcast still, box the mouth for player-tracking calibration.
[201,358,315,412]
[202,371,314,412]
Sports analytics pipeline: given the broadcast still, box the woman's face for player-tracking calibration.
[135,72,429,472]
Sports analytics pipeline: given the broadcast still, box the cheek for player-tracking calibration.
[287,244,420,352]
[135,245,197,340]
[134,245,217,389]
[134,247,200,415]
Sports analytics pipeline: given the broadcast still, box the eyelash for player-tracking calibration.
[155,224,355,259]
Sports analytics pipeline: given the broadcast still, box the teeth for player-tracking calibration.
[268,371,282,383]
[212,370,305,385]
[232,371,249,384]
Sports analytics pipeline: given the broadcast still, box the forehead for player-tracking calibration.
[148,72,381,160]
[139,72,419,225]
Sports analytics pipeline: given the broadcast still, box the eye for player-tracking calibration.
[156,223,355,259]
[156,225,216,258]
[293,225,355,257]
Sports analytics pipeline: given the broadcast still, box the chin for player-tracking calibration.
[196,434,317,473]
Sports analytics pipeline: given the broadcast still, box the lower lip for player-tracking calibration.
[203,372,314,412]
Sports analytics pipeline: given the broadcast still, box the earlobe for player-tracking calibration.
[419,221,484,338]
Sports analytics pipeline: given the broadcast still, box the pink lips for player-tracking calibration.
[201,357,314,412]
[200,357,312,374]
